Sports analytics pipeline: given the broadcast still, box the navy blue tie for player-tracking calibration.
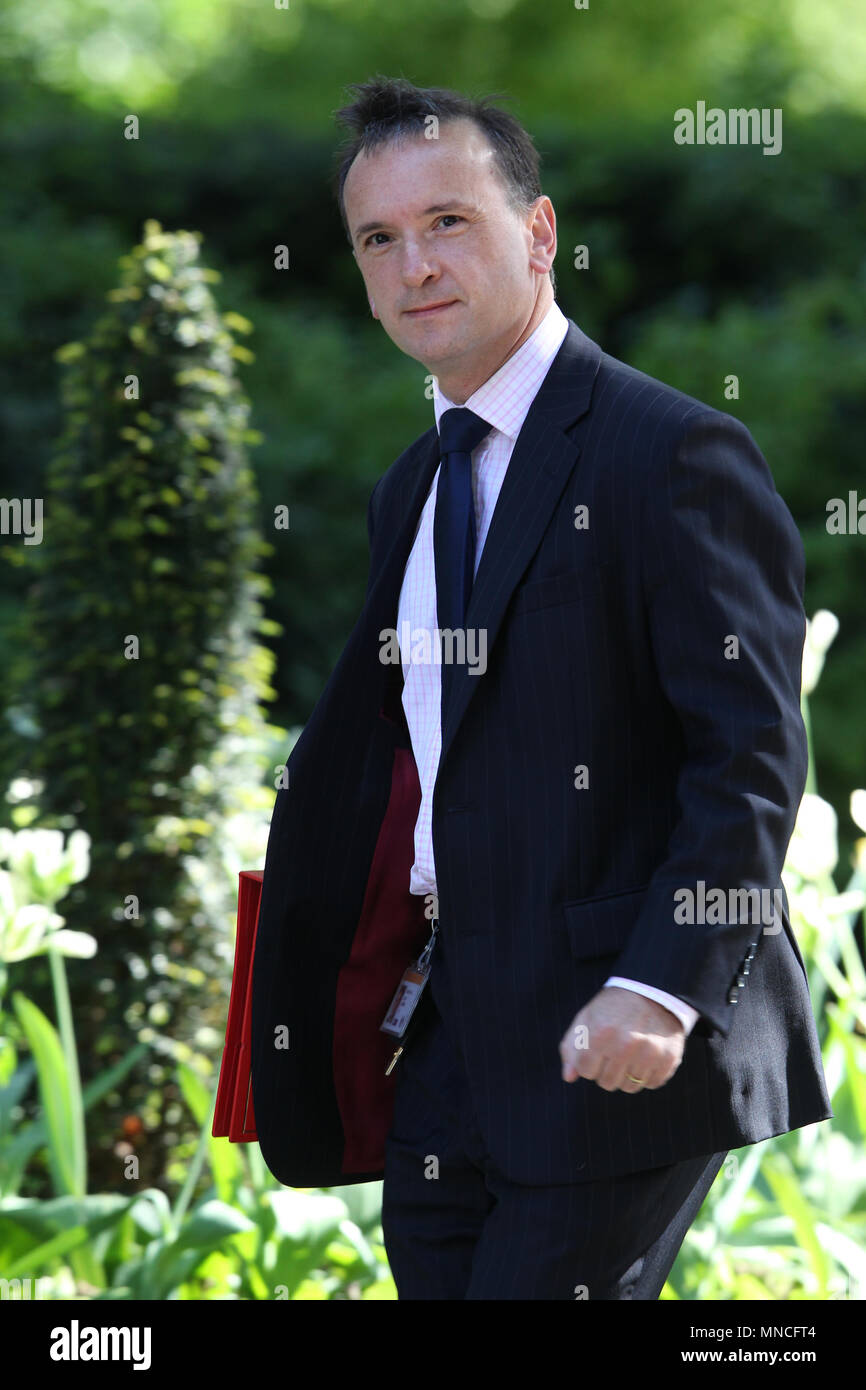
[433,407,493,728]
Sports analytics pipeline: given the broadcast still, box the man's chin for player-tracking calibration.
[387,327,467,368]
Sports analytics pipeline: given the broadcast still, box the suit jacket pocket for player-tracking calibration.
[561,883,650,962]
[509,562,612,617]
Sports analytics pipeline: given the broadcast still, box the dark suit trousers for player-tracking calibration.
[381,940,727,1300]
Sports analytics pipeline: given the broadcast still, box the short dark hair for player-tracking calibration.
[333,76,556,293]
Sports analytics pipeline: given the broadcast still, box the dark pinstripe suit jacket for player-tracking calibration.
[251,316,832,1188]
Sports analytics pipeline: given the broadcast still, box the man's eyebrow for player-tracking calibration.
[352,202,479,242]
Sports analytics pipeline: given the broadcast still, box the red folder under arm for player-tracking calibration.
[212,870,262,1142]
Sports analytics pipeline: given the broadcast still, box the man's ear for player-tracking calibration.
[526,194,557,279]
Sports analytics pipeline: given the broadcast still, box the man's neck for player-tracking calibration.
[437,283,555,405]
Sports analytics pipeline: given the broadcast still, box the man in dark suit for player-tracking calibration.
[250,77,832,1299]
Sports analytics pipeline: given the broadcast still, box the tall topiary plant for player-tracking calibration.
[11,220,277,1192]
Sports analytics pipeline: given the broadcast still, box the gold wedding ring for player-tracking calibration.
[626,1074,646,1086]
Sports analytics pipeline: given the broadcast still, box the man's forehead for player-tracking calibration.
[345,122,498,213]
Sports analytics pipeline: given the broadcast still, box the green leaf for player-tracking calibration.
[128,1188,173,1240]
[1,1192,131,1238]
[323,1181,383,1233]
[4,1223,93,1277]
[763,1157,832,1294]
[0,1043,149,1197]
[116,1200,254,1300]
[11,992,82,1196]
[172,1199,254,1251]
[177,1062,210,1125]
[267,1190,348,1244]
[0,1056,34,1133]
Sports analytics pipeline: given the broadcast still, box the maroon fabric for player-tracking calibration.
[333,743,430,1173]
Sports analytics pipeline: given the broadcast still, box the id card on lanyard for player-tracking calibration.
[380,917,439,1073]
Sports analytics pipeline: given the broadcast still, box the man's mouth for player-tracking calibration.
[404,300,458,317]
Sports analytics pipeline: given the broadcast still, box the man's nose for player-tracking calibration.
[400,242,438,285]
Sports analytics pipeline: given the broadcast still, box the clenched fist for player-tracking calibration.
[559,986,686,1094]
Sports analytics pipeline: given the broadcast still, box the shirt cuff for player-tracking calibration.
[603,977,700,1036]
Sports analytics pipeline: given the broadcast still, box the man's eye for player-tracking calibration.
[365,232,390,247]
[437,215,462,228]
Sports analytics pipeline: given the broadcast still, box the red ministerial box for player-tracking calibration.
[212,870,263,1142]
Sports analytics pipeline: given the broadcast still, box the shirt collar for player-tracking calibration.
[432,300,569,445]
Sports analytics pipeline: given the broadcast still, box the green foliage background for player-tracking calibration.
[0,0,864,1300]
[3,223,282,1191]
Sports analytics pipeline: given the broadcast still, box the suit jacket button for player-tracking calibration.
[727,987,740,1004]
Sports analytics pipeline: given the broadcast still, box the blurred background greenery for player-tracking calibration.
[0,0,864,1299]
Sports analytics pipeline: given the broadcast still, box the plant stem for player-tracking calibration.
[169,1075,218,1235]
[47,946,87,1197]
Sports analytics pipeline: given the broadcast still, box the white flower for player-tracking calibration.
[802,610,839,696]
[0,905,97,963]
[787,792,838,880]
[5,778,40,803]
